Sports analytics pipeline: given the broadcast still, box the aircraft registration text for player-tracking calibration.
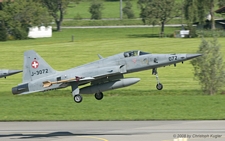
[168,56,177,61]
[31,69,49,76]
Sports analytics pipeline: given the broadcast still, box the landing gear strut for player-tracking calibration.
[95,92,104,100]
[152,68,163,90]
[71,82,83,103]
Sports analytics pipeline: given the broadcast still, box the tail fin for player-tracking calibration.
[23,50,56,82]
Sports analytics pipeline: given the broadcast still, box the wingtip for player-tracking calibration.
[97,54,104,59]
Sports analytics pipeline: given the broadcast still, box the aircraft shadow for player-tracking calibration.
[0,131,137,139]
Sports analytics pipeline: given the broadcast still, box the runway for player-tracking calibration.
[0,121,225,141]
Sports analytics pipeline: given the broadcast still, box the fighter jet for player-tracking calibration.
[12,50,201,103]
[0,69,22,78]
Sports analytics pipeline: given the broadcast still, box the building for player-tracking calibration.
[194,6,225,30]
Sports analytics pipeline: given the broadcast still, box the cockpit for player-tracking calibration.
[124,50,150,58]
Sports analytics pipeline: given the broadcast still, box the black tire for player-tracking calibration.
[95,92,103,100]
[156,83,163,90]
[74,95,82,103]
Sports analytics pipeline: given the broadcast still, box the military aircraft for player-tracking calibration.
[12,50,201,103]
[0,69,22,78]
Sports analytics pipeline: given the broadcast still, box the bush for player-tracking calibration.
[10,27,28,40]
[74,13,82,20]
[196,30,225,37]
[186,25,197,38]
[89,1,104,20]
[122,0,135,19]
[191,38,225,95]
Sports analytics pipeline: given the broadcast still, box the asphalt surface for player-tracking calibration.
[0,121,225,141]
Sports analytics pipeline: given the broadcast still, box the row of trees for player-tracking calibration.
[0,0,111,41]
[0,0,80,41]
[0,0,51,40]
[138,0,225,36]
[1,0,225,41]
[74,0,225,36]
[81,0,225,36]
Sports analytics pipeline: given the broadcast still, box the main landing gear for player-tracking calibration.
[74,94,82,103]
[152,68,163,90]
[95,92,104,100]
[73,92,104,103]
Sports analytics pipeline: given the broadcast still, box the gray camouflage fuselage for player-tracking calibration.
[12,50,201,103]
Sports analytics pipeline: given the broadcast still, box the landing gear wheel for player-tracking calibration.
[95,92,103,100]
[156,83,163,90]
[74,95,82,103]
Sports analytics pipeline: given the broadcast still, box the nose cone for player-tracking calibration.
[186,54,202,60]
[8,70,23,75]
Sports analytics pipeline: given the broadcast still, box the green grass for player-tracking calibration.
[62,0,222,27]
[66,1,141,19]
[63,0,184,26]
[62,19,143,26]
[62,18,183,26]
[1,27,225,120]
[1,93,225,120]
[63,1,184,26]
[67,0,184,19]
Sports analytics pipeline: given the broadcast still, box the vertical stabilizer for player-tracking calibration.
[23,50,56,82]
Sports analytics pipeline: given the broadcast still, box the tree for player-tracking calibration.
[218,0,225,7]
[36,0,80,31]
[137,0,175,36]
[0,0,51,40]
[208,0,216,29]
[89,1,104,20]
[183,0,199,37]
[122,0,135,19]
[191,38,225,95]
[184,0,198,24]
[184,0,221,30]
[0,21,7,41]
[0,2,2,10]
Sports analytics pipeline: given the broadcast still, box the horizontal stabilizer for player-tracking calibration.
[0,69,22,78]
[43,76,94,88]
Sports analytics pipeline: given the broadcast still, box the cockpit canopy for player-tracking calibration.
[124,50,150,58]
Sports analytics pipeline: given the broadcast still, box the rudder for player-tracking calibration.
[23,50,56,82]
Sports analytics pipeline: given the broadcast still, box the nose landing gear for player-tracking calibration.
[152,68,163,90]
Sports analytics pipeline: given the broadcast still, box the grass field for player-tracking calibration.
[66,0,141,19]
[1,27,225,120]
[63,0,184,26]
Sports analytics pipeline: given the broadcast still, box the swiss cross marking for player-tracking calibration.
[32,60,39,69]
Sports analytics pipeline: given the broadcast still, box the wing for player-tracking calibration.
[86,65,126,85]
[92,65,126,78]
[42,65,126,88]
